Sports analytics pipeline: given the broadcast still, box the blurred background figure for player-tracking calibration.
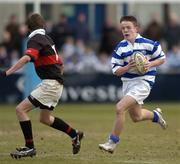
[0,44,10,68]
[164,12,180,51]
[1,30,14,54]
[77,46,98,73]
[50,14,73,51]
[143,13,164,42]
[45,20,53,35]
[99,18,121,55]
[159,44,180,73]
[5,14,22,54]
[95,52,111,73]
[61,37,76,60]
[10,50,20,67]
[63,39,85,73]
[18,23,28,56]
[73,13,90,45]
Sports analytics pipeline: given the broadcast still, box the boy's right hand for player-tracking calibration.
[128,58,136,69]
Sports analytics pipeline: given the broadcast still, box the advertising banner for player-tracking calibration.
[1,73,180,103]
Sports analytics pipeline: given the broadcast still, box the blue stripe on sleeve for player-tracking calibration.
[135,38,154,45]
[121,51,133,58]
[119,42,128,47]
[112,63,125,68]
[112,51,122,59]
[114,41,128,52]
[151,42,160,54]
[149,54,165,61]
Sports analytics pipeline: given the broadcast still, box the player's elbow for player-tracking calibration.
[22,55,31,63]
[158,58,166,65]
[114,71,119,76]
[115,71,124,77]
[114,70,122,76]
[161,58,166,64]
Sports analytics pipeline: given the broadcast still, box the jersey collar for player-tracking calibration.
[28,29,45,38]
[135,34,142,41]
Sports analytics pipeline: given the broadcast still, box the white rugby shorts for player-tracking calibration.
[30,79,63,109]
[122,79,151,104]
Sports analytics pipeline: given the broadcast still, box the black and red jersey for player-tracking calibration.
[25,30,63,84]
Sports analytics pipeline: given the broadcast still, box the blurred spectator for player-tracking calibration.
[61,37,76,62]
[77,46,98,73]
[160,44,180,73]
[5,14,22,53]
[10,50,20,66]
[75,40,86,57]
[74,13,90,44]
[0,44,10,68]
[18,23,28,56]
[50,14,73,51]
[45,20,53,35]
[99,18,120,55]
[1,30,14,53]
[143,13,163,41]
[64,52,82,73]
[164,12,180,51]
[3,12,180,75]
[95,52,111,73]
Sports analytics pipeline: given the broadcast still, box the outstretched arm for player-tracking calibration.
[4,55,31,76]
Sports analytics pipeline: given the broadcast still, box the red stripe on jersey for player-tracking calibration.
[35,55,63,67]
[25,48,39,60]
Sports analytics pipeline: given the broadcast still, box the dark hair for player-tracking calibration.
[120,15,138,26]
[26,13,45,31]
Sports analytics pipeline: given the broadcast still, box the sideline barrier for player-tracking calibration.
[0,73,180,103]
[0,74,24,103]
[61,73,122,103]
[61,73,180,102]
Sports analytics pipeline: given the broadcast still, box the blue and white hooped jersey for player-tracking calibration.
[111,34,165,87]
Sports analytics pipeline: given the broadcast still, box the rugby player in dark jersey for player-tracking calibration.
[0,13,84,159]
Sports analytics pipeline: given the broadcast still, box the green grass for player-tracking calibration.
[0,103,180,164]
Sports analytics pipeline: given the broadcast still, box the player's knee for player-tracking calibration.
[39,117,50,126]
[39,117,46,124]
[15,106,24,116]
[115,104,124,115]
[131,115,142,122]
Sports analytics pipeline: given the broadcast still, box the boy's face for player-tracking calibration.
[120,21,138,42]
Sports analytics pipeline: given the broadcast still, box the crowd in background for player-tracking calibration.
[1,12,180,74]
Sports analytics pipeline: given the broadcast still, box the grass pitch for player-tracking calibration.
[0,103,180,164]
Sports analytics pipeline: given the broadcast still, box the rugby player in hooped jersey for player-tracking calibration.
[0,13,84,158]
[99,15,167,154]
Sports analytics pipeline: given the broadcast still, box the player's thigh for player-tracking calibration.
[16,98,34,113]
[128,103,142,119]
[116,95,137,112]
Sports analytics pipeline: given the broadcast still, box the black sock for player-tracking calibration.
[51,117,77,139]
[19,120,34,148]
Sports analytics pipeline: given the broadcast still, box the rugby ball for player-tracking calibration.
[133,52,147,75]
